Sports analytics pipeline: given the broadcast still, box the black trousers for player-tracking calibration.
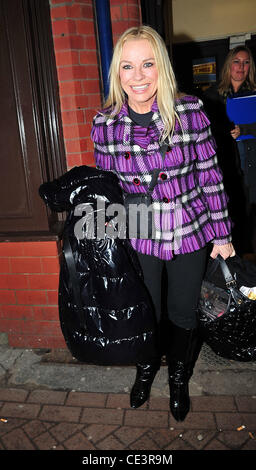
[137,247,207,330]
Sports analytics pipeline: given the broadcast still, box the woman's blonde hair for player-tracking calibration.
[104,25,179,143]
[218,46,256,96]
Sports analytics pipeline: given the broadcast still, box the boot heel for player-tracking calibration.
[166,322,200,422]
[130,363,160,409]
[168,366,190,422]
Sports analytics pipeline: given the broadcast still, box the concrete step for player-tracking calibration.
[0,344,255,396]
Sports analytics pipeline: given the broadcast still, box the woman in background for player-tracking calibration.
[204,46,256,253]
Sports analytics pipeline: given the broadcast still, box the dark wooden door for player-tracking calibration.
[0,0,66,237]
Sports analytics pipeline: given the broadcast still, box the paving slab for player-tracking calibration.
[0,387,255,452]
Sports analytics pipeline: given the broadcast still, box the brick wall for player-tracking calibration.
[50,0,100,169]
[0,241,64,348]
[51,0,141,169]
[110,0,141,44]
[0,0,141,349]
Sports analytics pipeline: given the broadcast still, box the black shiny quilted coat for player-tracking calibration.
[39,165,157,365]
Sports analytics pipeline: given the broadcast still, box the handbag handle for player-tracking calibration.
[62,231,86,329]
[207,255,237,289]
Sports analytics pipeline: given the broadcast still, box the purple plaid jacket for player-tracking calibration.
[91,95,232,260]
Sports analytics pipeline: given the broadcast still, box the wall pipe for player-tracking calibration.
[94,0,113,100]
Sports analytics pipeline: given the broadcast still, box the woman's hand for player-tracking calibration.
[230,125,240,140]
[210,243,236,260]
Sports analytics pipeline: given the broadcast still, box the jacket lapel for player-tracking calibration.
[105,100,164,150]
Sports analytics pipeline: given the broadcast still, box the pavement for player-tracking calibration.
[0,335,256,458]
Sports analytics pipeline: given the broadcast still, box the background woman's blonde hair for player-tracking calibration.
[104,25,179,143]
[218,46,256,96]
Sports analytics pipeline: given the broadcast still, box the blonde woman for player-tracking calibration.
[91,26,234,422]
[218,46,256,96]
[204,46,256,253]
[218,46,256,139]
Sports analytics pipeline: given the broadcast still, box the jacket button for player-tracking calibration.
[133,178,140,185]
[124,152,131,159]
[160,172,167,180]
[163,197,170,203]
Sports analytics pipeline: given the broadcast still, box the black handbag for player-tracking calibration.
[198,255,256,362]
[123,169,160,239]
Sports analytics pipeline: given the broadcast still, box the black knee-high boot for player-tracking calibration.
[166,321,200,422]
[130,360,161,408]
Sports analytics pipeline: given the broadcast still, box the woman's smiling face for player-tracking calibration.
[119,38,158,113]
